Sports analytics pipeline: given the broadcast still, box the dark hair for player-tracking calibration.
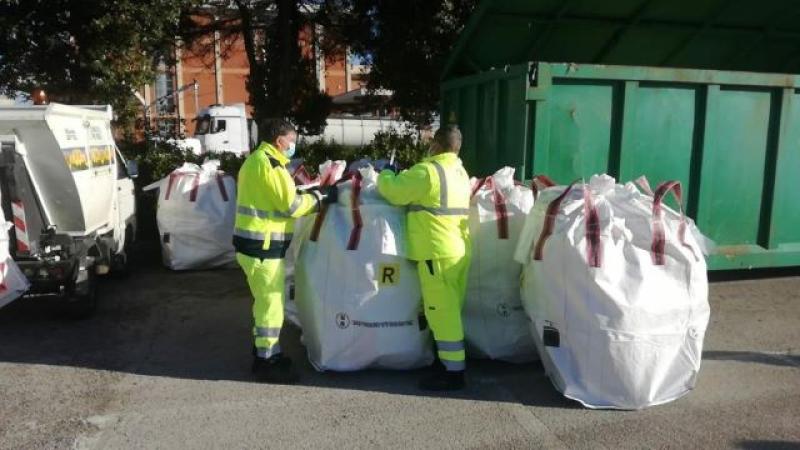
[263,119,296,143]
[433,125,462,153]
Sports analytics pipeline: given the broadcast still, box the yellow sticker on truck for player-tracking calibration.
[63,147,89,171]
[89,145,113,167]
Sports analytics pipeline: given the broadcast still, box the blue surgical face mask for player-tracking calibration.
[285,141,296,159]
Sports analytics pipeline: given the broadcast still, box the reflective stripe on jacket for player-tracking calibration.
[234,142,321,259]
[377,152,471,261]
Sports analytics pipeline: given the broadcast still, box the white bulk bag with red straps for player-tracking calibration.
[464,167,537,363]
[284,160,347,327]
[514,174,710,410]
[144,161,236,270]
[294,165,434,371]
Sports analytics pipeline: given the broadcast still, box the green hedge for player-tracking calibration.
[119,128,428,186]
[118,129,428,242]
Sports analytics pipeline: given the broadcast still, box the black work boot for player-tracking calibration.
[419,369,465,391]
[252,354,299,384]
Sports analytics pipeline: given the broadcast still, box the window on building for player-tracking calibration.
[154,60,176,115]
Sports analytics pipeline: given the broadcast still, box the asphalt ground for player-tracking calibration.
[1,246,798,449]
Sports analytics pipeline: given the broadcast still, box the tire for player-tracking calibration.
[62,270,98,320]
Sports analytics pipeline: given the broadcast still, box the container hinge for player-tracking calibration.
[528,63,538,87]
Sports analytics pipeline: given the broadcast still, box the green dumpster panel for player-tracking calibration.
[697,88,772,247]
[544,82,615,182]
[441,66,528,177]
[442,62,800,270]
[618,84,697,199]
[771,92,800,247]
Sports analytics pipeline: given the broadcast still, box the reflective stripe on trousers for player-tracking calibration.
[237,254,285,360]
[417,255,470,372]
[436,340,465,352]
[234,228,293,242]
[255,327,281,338]
[255,344,282,359]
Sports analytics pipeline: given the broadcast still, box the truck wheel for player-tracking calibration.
[63,270,98,320]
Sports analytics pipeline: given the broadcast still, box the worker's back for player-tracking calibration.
[400,152,471,261]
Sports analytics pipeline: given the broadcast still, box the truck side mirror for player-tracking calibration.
[126,160,139,179]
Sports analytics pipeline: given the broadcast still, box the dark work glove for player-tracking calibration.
[322,184,339,205]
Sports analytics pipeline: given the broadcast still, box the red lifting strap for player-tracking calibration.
[651,180,697,265]
[165,171,228,202]
[532,180,603,267]
[309,165,344,242]
[0,262,7,294]
[530,174,557,201]
[471,176,510,240]
[583,187,602,268]
[470,177,487,198]
[215,173,229,202]
[164,172,178,200]
[309,204,327,242]
[345,172,364,251]
[533,180,578,261]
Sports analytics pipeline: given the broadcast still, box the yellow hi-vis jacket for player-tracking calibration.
[377,152,471,261]
[233,142,321,259]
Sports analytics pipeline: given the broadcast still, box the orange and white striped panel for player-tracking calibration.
[11,200,30,254]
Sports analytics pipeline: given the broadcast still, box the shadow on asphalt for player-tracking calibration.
[0,240,580,410]
[702,351,800,368]
[709,266,800,282]
[735,441,800,450]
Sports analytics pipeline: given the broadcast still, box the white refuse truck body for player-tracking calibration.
[0,103,137,315]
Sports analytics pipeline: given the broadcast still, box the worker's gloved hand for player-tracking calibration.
[322,185,339,205]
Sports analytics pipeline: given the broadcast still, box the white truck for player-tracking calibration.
[0,103,137,316]
[192,103,257,156]
[187,103,411,155]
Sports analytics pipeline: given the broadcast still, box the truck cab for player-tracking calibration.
[193,103,256,156]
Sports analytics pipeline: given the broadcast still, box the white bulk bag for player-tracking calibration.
[294,165,434,371]
[0,221,30,309]
[284,160,347,327]
[464,167,537,363]
[514,174,710,410]
[144,161,236,270]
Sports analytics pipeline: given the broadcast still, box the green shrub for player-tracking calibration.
[297,127,428,173]
[118,127,429,187]
[117,128,429,242]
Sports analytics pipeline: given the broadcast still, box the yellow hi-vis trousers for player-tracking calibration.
[237,253,285,359]
[417,253,471,372]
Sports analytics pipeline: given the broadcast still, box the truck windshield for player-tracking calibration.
[195,115,211,135]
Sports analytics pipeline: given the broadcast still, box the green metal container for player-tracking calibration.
[442,62,800,270]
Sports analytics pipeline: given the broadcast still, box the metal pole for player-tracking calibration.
[193,79,199,117]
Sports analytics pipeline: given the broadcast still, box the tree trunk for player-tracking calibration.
[234,0,268,127]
